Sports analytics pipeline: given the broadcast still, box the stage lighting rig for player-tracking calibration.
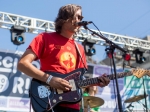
[133,48,146,64]
[10,25,26,45]
[82,39,96,56]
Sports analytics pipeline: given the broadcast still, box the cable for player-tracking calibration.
[105,48,118,111]
[92,22,106,37]
[137,27,150,37]
[117,9,150,33]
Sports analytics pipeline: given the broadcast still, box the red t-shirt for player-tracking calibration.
[28,32,87,110]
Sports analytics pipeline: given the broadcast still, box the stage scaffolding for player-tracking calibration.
[0,11,150,51]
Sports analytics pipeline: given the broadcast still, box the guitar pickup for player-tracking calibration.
[57,89,63,94]
[69,79,76,91]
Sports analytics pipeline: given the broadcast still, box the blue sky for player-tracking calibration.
[0,0,150,62]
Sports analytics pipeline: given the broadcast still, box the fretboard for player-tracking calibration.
[77,71,132,87]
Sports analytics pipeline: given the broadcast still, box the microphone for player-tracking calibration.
[76,21,92,26]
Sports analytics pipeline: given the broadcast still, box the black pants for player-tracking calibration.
[49,105,79,112]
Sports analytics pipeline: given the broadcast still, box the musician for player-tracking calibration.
[17,4,110,112]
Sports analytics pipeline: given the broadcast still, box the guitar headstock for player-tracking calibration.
[131,67,150,78]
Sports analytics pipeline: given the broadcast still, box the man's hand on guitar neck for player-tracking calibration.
[97,74,110,87]
[49,76,72,91]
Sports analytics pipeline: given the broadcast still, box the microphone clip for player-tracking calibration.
[76,21,92,26]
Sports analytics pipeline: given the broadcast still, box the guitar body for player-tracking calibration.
[29,67,143,112]
[30,68,85,112]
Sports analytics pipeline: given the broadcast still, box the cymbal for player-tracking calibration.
[125,94,148,103]
[80,96,104,108]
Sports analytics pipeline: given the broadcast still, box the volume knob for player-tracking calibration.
[53,99,56,103]
[59,96,63,100]
[74,98,77,100]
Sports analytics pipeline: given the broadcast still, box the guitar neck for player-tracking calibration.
[77,71,132,87]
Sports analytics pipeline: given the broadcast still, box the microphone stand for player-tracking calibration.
[126,103,134,111]
[83,25,128,112]
[137,101,147,111]
[142,76,148,112]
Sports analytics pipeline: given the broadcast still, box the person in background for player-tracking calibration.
[17,4,110,112]
[80,86,100,112]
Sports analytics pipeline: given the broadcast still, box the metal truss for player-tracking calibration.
[0,11,150,50]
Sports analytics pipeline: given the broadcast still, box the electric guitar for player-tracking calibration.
[29,68,149,112]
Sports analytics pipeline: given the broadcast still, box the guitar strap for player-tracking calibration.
[74,41,88,72]
[74,41,87,112]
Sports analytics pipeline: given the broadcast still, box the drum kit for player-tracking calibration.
[80,94,149,112]
[80,96,104,112]
[124,94,149,112]
[125,94,148,103]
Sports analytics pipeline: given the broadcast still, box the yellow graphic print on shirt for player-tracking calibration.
[60,52,76,69]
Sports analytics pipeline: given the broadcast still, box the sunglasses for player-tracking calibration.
[75,15,84,21]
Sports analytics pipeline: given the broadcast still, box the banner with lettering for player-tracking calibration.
[0,50,39,111]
